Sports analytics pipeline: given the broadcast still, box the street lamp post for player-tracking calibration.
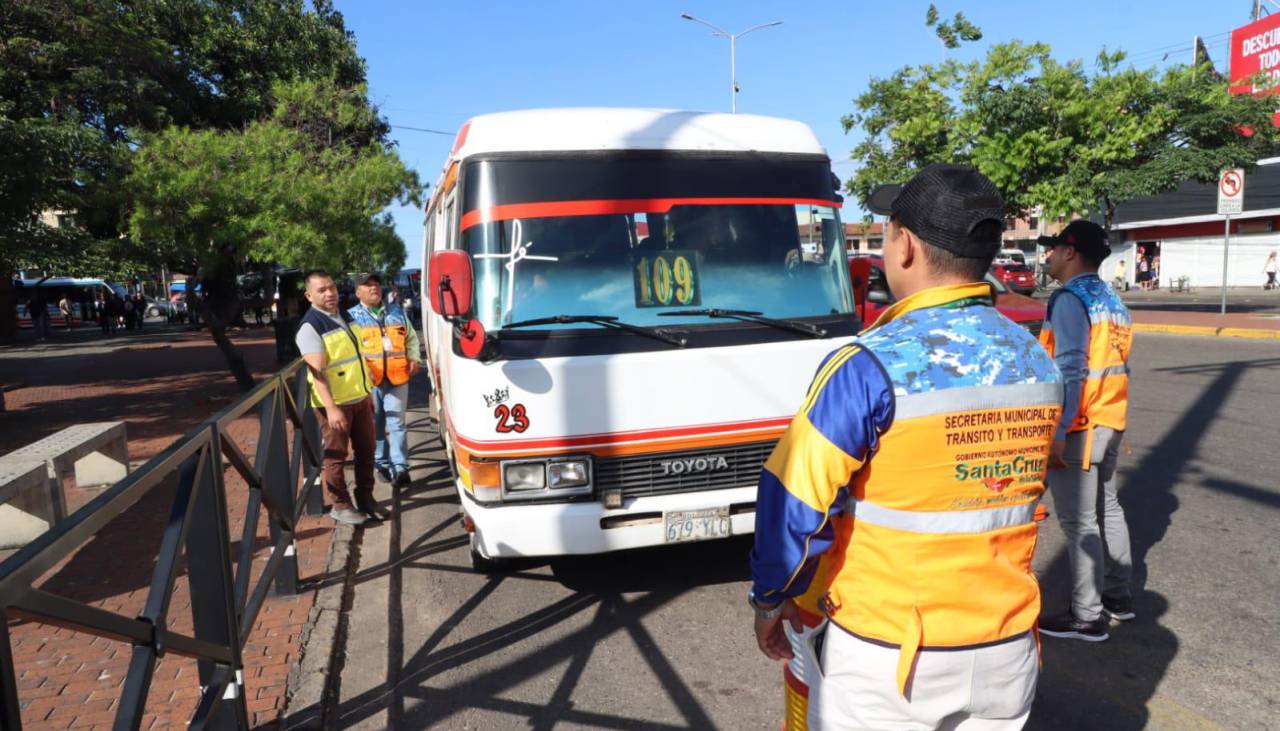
[680,13,782,113]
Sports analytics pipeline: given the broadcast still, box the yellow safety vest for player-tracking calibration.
[301,308,373,408]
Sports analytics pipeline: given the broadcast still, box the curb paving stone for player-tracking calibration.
[282,522,356,730]
[1132,322,1280,340]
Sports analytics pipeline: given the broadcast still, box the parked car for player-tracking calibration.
[143,296,171,319]
[848,254,1046,337]
[991,262,1037,295]
[998,248,1028,266]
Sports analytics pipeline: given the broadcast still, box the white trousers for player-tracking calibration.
[808,627,1038,731]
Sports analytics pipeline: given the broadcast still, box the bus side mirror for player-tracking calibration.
[848,257,871,319]
[428,251,473,318]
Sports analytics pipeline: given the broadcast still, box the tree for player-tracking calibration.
[128,79,421,390]
[0,0,373,341]
[843,39,1280,227]
[925,4,983,50]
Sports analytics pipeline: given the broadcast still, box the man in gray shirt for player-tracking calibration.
[295,271,377,525]
[1036,221,1135,643]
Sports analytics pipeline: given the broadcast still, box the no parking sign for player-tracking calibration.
[1218,168,1245,215]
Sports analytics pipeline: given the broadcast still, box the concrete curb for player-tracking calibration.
[281,521,356,730]
[1132,322,1280,340]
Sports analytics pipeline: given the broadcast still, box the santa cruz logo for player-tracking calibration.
[954,455,1046,488]
[658,455,730,476]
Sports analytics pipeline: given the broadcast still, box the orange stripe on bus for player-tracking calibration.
[459,197,843,232]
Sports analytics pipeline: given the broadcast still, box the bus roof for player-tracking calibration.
[17,277,110,287]
[451,108,828,161]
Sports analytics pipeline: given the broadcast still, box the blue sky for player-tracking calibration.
[335,0,1255,269]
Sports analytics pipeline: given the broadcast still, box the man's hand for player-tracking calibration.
[327,408,349,434]
[1049,439,1068,469]
[753,599,801,661]
[408,360,422,377]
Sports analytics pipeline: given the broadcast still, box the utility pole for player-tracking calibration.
[1256,0,1263,21]
[680,14,783,113]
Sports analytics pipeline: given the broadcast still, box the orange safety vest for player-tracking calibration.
[1038,274,1132,434]
[348,304,413,387]
[813,284,1061,695]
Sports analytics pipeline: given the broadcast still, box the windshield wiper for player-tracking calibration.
[502,314,686,348]
[657,308,827,338]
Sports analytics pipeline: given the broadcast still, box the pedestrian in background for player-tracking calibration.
[295,270,378,525]
[97,298,110,335]
[58,295,73,331]
[1113,258,1127,292]
[133,293,147,329]
[1037,221,1135,642]
[348,273,422,490]
[28,294,49,341]
[1265,251,1278,290]
[751,165,1062,730]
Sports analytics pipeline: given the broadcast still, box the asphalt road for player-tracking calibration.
[328,334,1280,731]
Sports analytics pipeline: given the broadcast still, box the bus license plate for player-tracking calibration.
[664,507,731,543]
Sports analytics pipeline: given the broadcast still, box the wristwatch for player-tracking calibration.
[747,590,784,619]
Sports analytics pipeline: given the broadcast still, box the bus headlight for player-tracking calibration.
[503,462,546,491]
[499,457,592,500]
[548,460,590,489]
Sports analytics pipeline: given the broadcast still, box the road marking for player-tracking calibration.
[1147,694,1229,731]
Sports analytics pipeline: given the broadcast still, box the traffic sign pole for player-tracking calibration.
[1222,214,1231,315]
[1216,168,1245,315]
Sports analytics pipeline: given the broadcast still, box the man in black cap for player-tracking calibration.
[750,164,1062,729]
[1036,220,1135,642]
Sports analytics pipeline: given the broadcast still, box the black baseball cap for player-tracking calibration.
[353,272,382,285]
[1038,220,1111,263]
[867,164,1005,258]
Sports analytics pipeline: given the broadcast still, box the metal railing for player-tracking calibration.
[0,359,324,730]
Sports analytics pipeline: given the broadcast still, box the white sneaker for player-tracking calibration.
[330,507,368,525]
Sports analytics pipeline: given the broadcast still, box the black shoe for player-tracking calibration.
[1103,595,1136,621]
[1039,614,1109,642]
[393,468,411,487]
[356,496,389,522]
[376,466,393,483]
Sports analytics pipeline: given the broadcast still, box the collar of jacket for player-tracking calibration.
[865,281,996,332]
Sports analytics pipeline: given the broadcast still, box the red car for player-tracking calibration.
[848,255,1046,337]
[991,262,1037,295]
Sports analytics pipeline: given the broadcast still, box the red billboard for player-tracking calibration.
[1230,13,1280,124]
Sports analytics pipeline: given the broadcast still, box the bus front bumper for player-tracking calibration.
[462,485,758,559]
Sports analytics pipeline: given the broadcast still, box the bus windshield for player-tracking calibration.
[460,156,853,331]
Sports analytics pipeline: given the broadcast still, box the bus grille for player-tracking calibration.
[594,441,776,499]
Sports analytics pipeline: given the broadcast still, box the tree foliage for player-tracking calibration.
[127,79,421,388]
[843,40,1280,226]
[926,4,983,50]
[0,0,378,342]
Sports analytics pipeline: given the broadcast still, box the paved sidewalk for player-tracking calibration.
[2,327,338,729]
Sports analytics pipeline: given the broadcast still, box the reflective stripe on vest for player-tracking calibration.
[848,497,1039,534]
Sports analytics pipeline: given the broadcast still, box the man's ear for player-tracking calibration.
[898,226,919,271]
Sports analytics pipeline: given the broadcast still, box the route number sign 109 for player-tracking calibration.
[633,251,701,308]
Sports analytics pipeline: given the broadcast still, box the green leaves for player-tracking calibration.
[844,37,1280,225]
[926,4,983,50]
[127,79,422,278]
